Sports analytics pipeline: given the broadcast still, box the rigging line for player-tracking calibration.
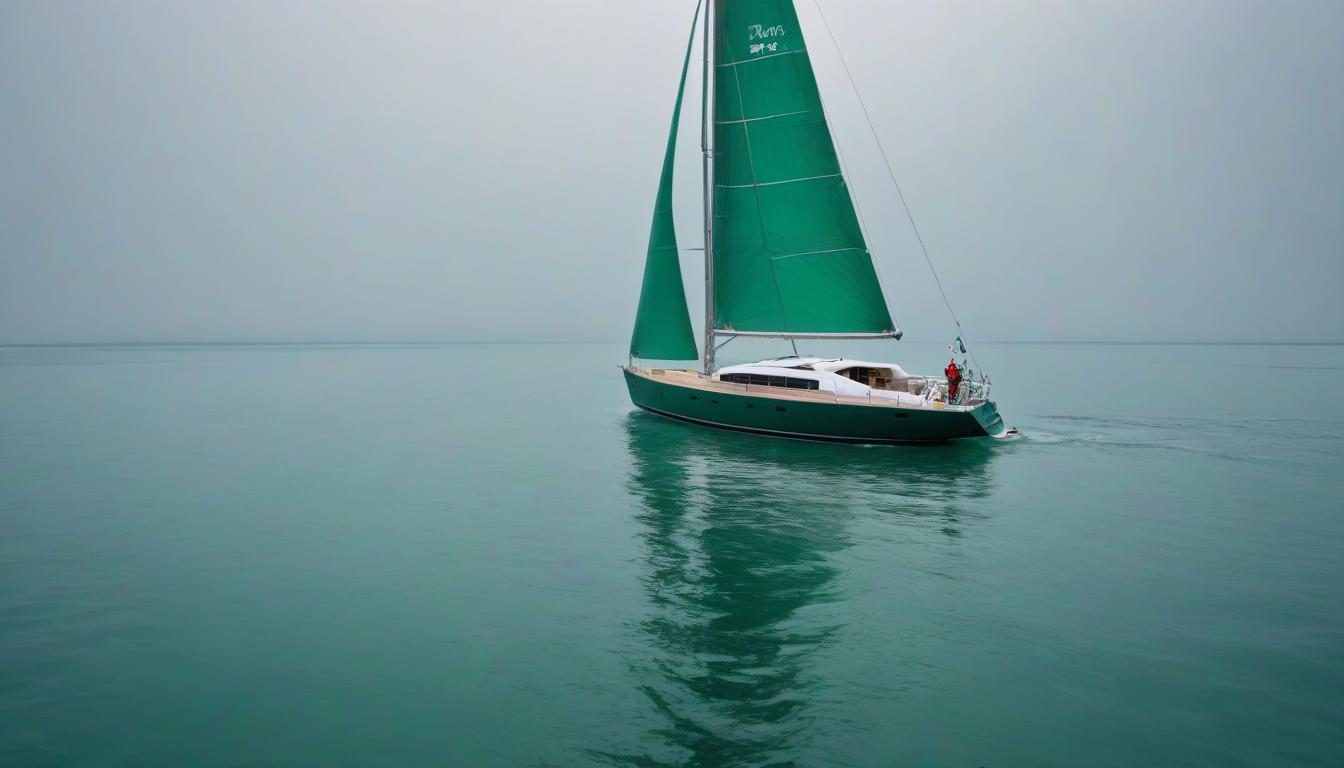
[812,0,981,372]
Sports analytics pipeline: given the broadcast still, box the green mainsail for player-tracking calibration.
[712,0,895,334]
[629,1,703,361]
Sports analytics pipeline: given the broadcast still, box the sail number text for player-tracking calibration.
[747,23,785,55]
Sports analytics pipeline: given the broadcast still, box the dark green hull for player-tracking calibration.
[624,368,1003,444]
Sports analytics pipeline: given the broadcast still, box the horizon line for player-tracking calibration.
[1,339,1341,348]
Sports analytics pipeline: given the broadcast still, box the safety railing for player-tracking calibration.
[923,377,992,405]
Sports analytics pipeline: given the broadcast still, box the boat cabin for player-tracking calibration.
[713,357,946,405]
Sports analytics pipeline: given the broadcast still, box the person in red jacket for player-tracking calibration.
[945,359,963,403]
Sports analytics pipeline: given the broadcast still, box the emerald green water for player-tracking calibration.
[2,342,1341,766]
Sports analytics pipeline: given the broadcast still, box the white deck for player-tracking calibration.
[631,356,987,411]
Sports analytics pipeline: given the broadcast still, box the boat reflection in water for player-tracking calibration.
[600,412,1000,766]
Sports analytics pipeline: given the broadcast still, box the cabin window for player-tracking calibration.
[839,366,895,391]
[719,373,818,390]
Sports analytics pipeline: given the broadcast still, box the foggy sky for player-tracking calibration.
[2,0,1341,344]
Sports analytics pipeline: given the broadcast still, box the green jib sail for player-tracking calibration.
[630,1,703,361]
[712,0,896,334]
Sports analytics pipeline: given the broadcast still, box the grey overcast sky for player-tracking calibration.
[2,0,1341,344]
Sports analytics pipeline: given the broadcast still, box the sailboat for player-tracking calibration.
[624,0,1006,444]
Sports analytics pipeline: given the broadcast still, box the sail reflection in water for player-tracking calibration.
[603,413,999,765]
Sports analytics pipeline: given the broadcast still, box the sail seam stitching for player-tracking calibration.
[717,173,842,189]
[714,110,811,125]
[722,22,789,336]
[717,50,805,67]
[767,247,866,260]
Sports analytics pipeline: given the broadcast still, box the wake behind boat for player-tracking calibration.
[624,0,1006,443]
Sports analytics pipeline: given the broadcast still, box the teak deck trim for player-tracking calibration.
[627,366,960,411]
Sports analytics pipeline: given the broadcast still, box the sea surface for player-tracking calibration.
[1,341,1341,767]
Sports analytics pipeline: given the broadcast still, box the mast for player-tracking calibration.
[700,0,715,374]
